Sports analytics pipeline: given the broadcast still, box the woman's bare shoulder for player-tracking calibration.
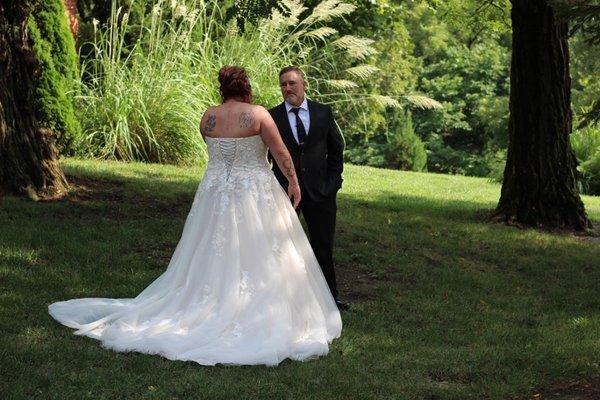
[247,104,270,119]
[251,104,268,112]
[205,105,221,113]
[201,105,220,118]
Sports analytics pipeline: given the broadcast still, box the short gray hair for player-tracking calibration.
[279,66,306,81]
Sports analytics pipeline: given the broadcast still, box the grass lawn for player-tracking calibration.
[1,158,599,400]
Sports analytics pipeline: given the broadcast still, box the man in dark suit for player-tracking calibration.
[269,66,348,311]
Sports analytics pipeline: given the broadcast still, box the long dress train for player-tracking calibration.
[48,135,342,366]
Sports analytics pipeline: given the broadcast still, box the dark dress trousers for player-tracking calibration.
[268,99,344,298]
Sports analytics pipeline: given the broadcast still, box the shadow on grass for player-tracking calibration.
[2,174,598,308]
[336,190,599,312]
[1,171,599,399]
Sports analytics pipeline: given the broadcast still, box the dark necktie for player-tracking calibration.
[290,107,307,145]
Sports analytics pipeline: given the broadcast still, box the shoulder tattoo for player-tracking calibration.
[204,114,216,133]
[239,112,255,129]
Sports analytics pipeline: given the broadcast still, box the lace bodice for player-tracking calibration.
[204,135,270,177]
[199,135,274,198]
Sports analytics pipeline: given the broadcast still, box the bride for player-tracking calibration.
[48,66,342,366]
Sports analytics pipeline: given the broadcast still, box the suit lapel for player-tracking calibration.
[303,99,320,147]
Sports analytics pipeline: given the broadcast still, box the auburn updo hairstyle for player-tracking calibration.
[218,66,252,103]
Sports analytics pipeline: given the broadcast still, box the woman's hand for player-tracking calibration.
[287,182,301,209]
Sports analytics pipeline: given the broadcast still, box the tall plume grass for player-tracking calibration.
[76,0,437,165]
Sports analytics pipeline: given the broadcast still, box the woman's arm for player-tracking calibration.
[257,107,301,208]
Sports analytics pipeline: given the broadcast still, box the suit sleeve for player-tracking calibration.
[326,105,344,178]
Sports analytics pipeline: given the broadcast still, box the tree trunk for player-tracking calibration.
[0,1,68,200]
[64,0,79,37]
[495,0,591,231]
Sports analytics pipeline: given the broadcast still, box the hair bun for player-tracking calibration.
[218,66,252,103]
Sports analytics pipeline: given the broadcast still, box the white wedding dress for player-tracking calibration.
[48,135,342,366]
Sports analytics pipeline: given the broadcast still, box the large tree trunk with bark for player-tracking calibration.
[0,1,68,199]
[495,0,591,231]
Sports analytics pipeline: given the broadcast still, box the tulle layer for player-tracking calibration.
[49,163,342,366]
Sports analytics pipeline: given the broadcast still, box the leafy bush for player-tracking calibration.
[571,126,600,195]
[75,0,399,165]
[485,149,506,183]
[424,133,491,176]
[76,1,210,165]
[385,109,427,171]
[414,41,510,175]
[27,0,82,153]
[345,109,427,171]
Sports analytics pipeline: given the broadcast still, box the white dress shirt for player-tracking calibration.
[284,98,310,144]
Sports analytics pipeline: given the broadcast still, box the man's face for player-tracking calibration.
[279,71,306,107]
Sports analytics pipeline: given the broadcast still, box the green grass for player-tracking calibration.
[1,158,599,400]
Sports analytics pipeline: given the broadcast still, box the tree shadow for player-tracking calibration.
[335,190,600,314]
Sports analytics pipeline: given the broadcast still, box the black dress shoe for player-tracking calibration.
[335,299,350,311]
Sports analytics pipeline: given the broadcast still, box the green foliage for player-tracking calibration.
[415,41,510,176]
[308,0,438,169]
[400,2,453,61]
[483,149,507,183]
[211,0,518,178]
[433,0,512,45]
[77,0,113,22]
[423,133,491,176]
[580,154,600,195]
[69,0,600,181]
[386,0,514,179]
[344,142,387,167]
[76,1,212,165]
[77,0,392,165]
[386,109,427,171]
[559,0,600,46]
[571,126,600,195]
[569,1,600,128]
[570,32,600,131]
[345,109,427,171]
[27,0,82,153]
[473,95,510,150]
[226,0,276,29]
